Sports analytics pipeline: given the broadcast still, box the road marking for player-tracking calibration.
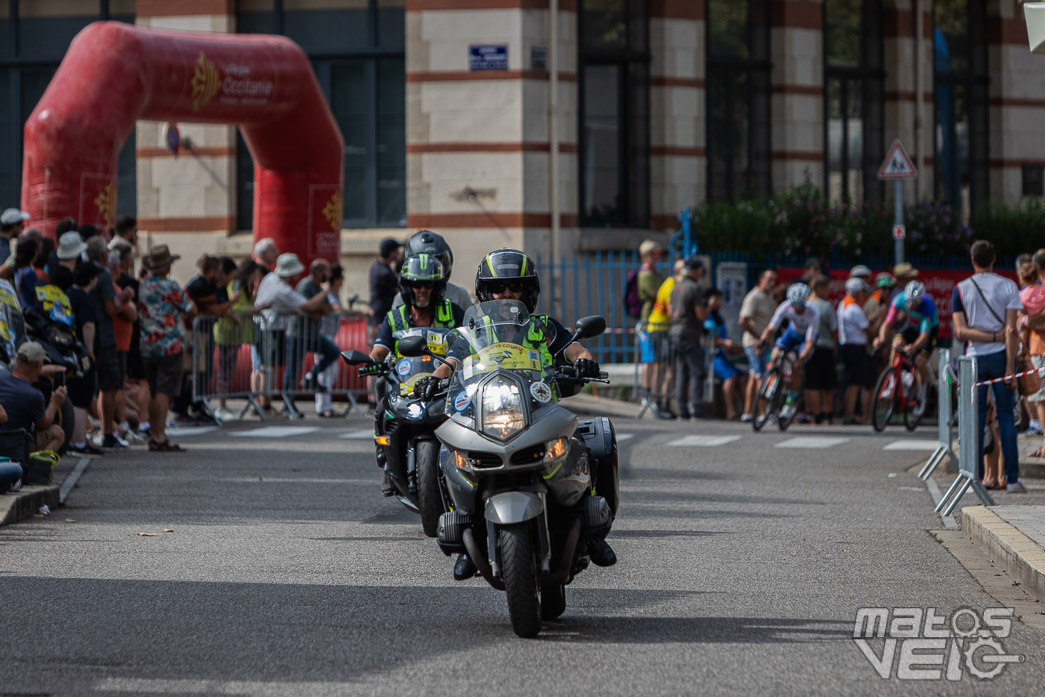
[616,433,634,442]
[667,435,741,447]
[884,439,940,451]
[231,426,321,438]
[59,457,91,505]
[340,429,376,440]
[775,437,849,449]
[166,426,218,437]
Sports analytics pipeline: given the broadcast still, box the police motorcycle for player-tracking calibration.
[397,299,619,638]
[341,326,453,537]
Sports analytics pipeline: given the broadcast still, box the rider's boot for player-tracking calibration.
[453,553,478,580]
[587,539,617,567]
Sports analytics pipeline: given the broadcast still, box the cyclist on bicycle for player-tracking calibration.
[873,279,939,406]
[757,283,819,419]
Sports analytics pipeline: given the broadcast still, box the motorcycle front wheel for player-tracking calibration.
[415,439,442,538]
[500,523,542,638]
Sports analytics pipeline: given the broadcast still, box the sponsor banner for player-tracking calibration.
[191,50,276,113]
[776,267,1018,340]
[78,173,117,230]
[308,185,343,260]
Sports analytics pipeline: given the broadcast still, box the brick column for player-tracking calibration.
[988,0,1042,203]
[649,0,704,230]
[134,0,237,273]
[769,0,824,190]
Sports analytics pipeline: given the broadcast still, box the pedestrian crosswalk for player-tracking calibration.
[340,429,376,440]
[774,437,849,449]
[883,439,941,451]
[230,426,321,438]
[667,435,742,447]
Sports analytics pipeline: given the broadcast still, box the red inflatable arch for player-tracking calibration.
[22,21,344,267]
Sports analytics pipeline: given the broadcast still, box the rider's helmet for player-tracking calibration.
[399,254,447,309]
[905,280,925,306]
[786,282,811,308]
[475,248,541,313]
[404,230,453,282]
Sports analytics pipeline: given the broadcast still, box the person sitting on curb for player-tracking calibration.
[0,341,67,453]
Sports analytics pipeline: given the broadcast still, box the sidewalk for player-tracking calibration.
[962,505,1045,601]
[0,453,86,526]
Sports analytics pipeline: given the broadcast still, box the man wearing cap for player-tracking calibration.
[256,253,332,397]
[839,277,872,424]
[669,256,710,419]
[369,238,402,343]
[0,341,67,453]
[636,240,666,413]
[138,245,196,452]
[0,208,29,266]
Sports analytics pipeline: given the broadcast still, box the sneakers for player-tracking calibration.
[1006,479,1028,493]
[100,433,128,449]
[1022,423,1043,437]
[740,413,753,423]
[213,407,237,422]
[121,430,147,445]
[70,442,104,455]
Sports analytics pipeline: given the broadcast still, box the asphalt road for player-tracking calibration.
[2,412,1044,696]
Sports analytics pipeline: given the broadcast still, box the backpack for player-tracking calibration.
[623,270,642,319]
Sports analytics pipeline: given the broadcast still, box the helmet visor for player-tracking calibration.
[401,255,446,285]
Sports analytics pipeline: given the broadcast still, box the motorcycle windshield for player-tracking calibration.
[444,300,560,419]
[391,327,451,394]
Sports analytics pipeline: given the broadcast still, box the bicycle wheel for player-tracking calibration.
[871,368,897,432]
[903,375,924,431]
[752,366,782,432]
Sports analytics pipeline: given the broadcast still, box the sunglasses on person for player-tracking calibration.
[486,281,525,294]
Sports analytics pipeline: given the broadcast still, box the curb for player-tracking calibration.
[0,484,61,527]
[961,506,1045,600]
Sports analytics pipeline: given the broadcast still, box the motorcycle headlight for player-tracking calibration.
[480,382,525,440]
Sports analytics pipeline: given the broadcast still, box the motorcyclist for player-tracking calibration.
[392,230,471,310]
[414,248,615,581]
[368,253,465,495]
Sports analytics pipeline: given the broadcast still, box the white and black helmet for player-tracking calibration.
[786,282,811,307]
[905,280,925,306]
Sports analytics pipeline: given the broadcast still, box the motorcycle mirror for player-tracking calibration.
[396,335,428,357]
[340,350,373,366]
[573,315,607,341]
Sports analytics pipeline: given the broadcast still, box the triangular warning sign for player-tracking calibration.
[877,139,917,180]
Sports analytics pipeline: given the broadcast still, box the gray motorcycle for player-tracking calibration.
[398,300,619,638]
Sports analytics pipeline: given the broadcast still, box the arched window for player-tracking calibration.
[934,0,988,215]
[823,0,884,205]
[578,0,650,227]
[706,0,771,201]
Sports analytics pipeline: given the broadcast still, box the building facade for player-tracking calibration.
[1,0,1042,294]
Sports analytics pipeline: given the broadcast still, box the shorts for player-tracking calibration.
[96,348,123,391]
[125,348,145,380]
[840,344,872,388]
[713,355,741,382]
[638,331,654,364]
[774,327,807,353]
[805,346,837,389]
[67,367,98,409]
[1029,354,1045,403]
[744,344,770,378]
[145,353,185,397]
[650,331,671,362]
[899,324,939,356]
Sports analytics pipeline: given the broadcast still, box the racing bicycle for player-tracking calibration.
[752,347,802,432]
[871,347,926,432]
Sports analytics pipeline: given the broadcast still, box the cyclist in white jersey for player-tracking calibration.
[757,283,819,418]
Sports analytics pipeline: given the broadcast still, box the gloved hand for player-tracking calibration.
[413,375,444,400]
[359,362,385,376]
[574,358,600,379]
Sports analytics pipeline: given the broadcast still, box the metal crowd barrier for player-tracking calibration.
[934,355,995,517]
[918,348,957,480]
[633,324,677,419]
[190,312,370,423]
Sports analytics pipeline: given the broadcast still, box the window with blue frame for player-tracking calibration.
[0,0,136,215]
[236,0,405,230]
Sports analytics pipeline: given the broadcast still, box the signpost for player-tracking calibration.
[877,139,917,267]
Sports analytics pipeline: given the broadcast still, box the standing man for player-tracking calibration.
[0,208,28,265]
[952,240,1025,492]
[636,240,665,413]
[295,258,338,391]
[805,275,839,424]
[646,258,685,419]
[369,238,401,343]
[669,256,710,420]
[838,277,872,424]
[85,237,135,449]
[253,238,279,274]
[738,268,777,422]
[138,245,196,452]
